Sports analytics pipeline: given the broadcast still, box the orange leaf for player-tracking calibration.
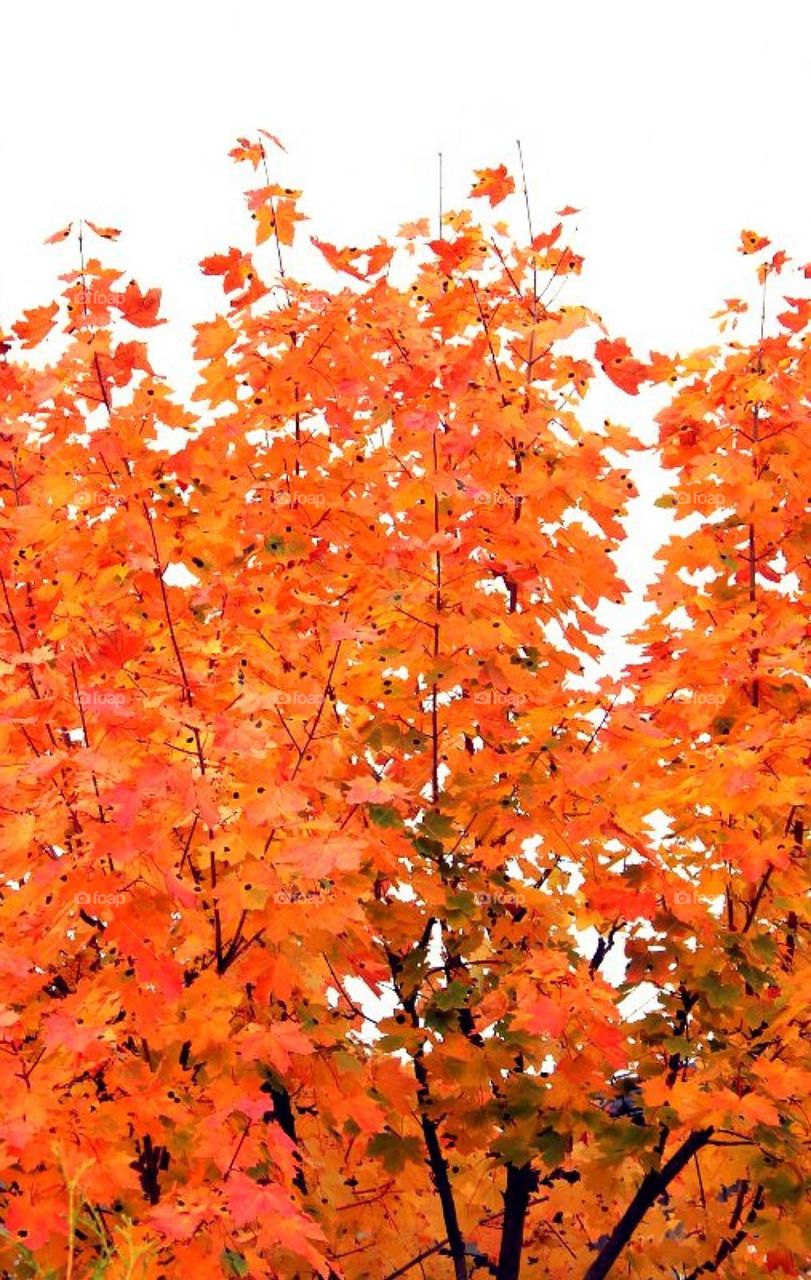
[470,164,515,207]
[517,993,565,1036]
[777,296,810,333]
[44,222,72,244]
[531,222,563,251]
[12,302,58,348]
[84,220,121,240]
[739,229,770,255]
[116,281,165,328]
[310,236,367,281]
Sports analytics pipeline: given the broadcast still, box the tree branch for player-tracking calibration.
[582,1128,714,1280]
[496,1161,538,1280]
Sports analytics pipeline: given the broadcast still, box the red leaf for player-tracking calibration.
[595,337,649,394]
[590,885,658,919]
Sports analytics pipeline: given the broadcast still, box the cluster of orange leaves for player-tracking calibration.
[0,138,808,1279]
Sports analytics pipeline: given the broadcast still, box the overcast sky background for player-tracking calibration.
[2,0,809,667]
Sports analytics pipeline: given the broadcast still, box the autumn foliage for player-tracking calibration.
[0,135,809,1279]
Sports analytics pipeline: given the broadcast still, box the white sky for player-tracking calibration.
[1,0,809,662]
[2,0,807,356]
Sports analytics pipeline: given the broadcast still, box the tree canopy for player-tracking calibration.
[0,137,808,1279]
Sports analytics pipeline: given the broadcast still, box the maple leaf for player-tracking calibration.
[84,220,121,240]
[271,198,308,247]
[470,164,515,207]
[224,1173,327,1247]
[12,302,58,348]
[365,241,395,276]
[429,232,481,275]
[589,884,657,919]
[515,993,566,1037]
[398,217,430,239]
[777,296,810,333]
[44,222,72,243]
[192,314,237,361]
[739,228,770,254]
[116,280,165,327]
[263,1020,315,1072]
[595,336,650,393]
[5,1185,67,1250]
[344,777,409,805]
[274,834,360,877]
[531,222,563,251]
[229,137,264,168]
[148,1197,210,1241]
[310,236,368,281]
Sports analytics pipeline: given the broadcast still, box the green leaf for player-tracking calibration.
[504,1074,548,1120]
[536,1125,567,1167]
[446,890,477,917]
[414,835,444,859]
[367,803,403,829]
[601,1121,653,1158]
[432,979,468,1012]
[367,1131,423,1174]
[222,1250,249,1277]
[492,1130,532,1166]
[758,1166,805,1205]
[419,812,457,840]
[751,933,778,963]
[699,972,738,1010]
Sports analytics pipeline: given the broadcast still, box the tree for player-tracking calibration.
[0,138,807,1278]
